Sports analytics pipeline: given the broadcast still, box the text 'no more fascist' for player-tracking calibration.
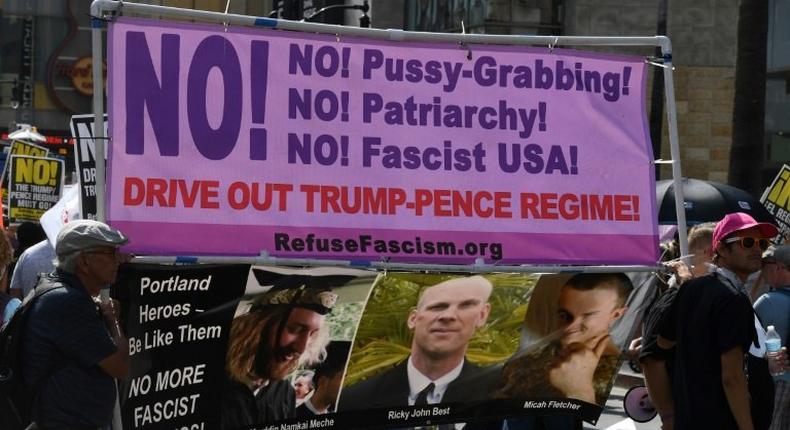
[127,275,219,429]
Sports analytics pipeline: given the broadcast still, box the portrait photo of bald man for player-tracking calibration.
[339,275,493,410]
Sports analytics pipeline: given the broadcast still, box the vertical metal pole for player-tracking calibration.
[660,40,690,260]
[91,15,106,223]
[91,4,122,428]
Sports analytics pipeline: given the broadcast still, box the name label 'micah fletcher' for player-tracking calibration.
[524,400,582,410]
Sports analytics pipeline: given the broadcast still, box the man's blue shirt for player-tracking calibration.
[22,270,118,428]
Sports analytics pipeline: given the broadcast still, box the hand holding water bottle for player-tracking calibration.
[765,325,787,376]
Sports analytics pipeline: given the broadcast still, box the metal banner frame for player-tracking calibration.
[89,0,689,273]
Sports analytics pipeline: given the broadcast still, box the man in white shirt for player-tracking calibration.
[9,239,55,299]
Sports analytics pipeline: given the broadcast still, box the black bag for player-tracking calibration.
[0,282,64,430]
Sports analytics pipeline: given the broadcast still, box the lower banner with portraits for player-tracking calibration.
[113,264,656,430]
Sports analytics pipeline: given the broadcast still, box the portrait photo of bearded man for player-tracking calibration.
[220,271,354,429]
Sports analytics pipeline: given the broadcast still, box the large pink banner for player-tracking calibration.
[107,18,658,265]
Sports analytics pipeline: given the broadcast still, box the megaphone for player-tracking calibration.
[623,385,657,423]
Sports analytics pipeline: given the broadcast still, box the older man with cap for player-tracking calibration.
[754,245,790,430]
[658,212,781,430]
[21,220,130,430]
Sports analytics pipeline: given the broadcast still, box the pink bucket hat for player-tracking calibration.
[712,212,778,249]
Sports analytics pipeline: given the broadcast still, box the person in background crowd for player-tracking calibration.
[22,220,130,429]
[8,222,47,288]
[9,239,55,300]
[753,245,790,430]
[686,222,717,277]
[293,370,315,402]
[750,245,783,304]
[759,246,782,289]
[658,212,781,430]
[13,222,46,261]
[0,232,19,327]
[10,209,79,299]
[295,341,351,417]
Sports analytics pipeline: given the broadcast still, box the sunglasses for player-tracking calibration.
[723,236,770,251]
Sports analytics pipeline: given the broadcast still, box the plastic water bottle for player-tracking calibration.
[765,325,785,377]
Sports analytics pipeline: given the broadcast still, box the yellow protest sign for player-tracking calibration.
[1,140,50,205]
[761,164,790,242]
[7,155,64,223]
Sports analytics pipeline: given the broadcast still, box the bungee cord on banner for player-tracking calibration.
[88,0,690,273]
[130,253,662,274]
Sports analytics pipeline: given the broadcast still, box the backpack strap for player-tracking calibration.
[21,276,66,306]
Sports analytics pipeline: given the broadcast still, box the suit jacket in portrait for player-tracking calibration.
[337,358,485,410]
[220,378,296,429]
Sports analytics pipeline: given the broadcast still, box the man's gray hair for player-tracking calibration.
[54,251,81,273]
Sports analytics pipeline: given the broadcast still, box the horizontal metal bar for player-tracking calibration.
[91,0,671,53]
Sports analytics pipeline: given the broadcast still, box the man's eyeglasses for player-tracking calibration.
[85,248,123,259]
[723,236,770,251]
